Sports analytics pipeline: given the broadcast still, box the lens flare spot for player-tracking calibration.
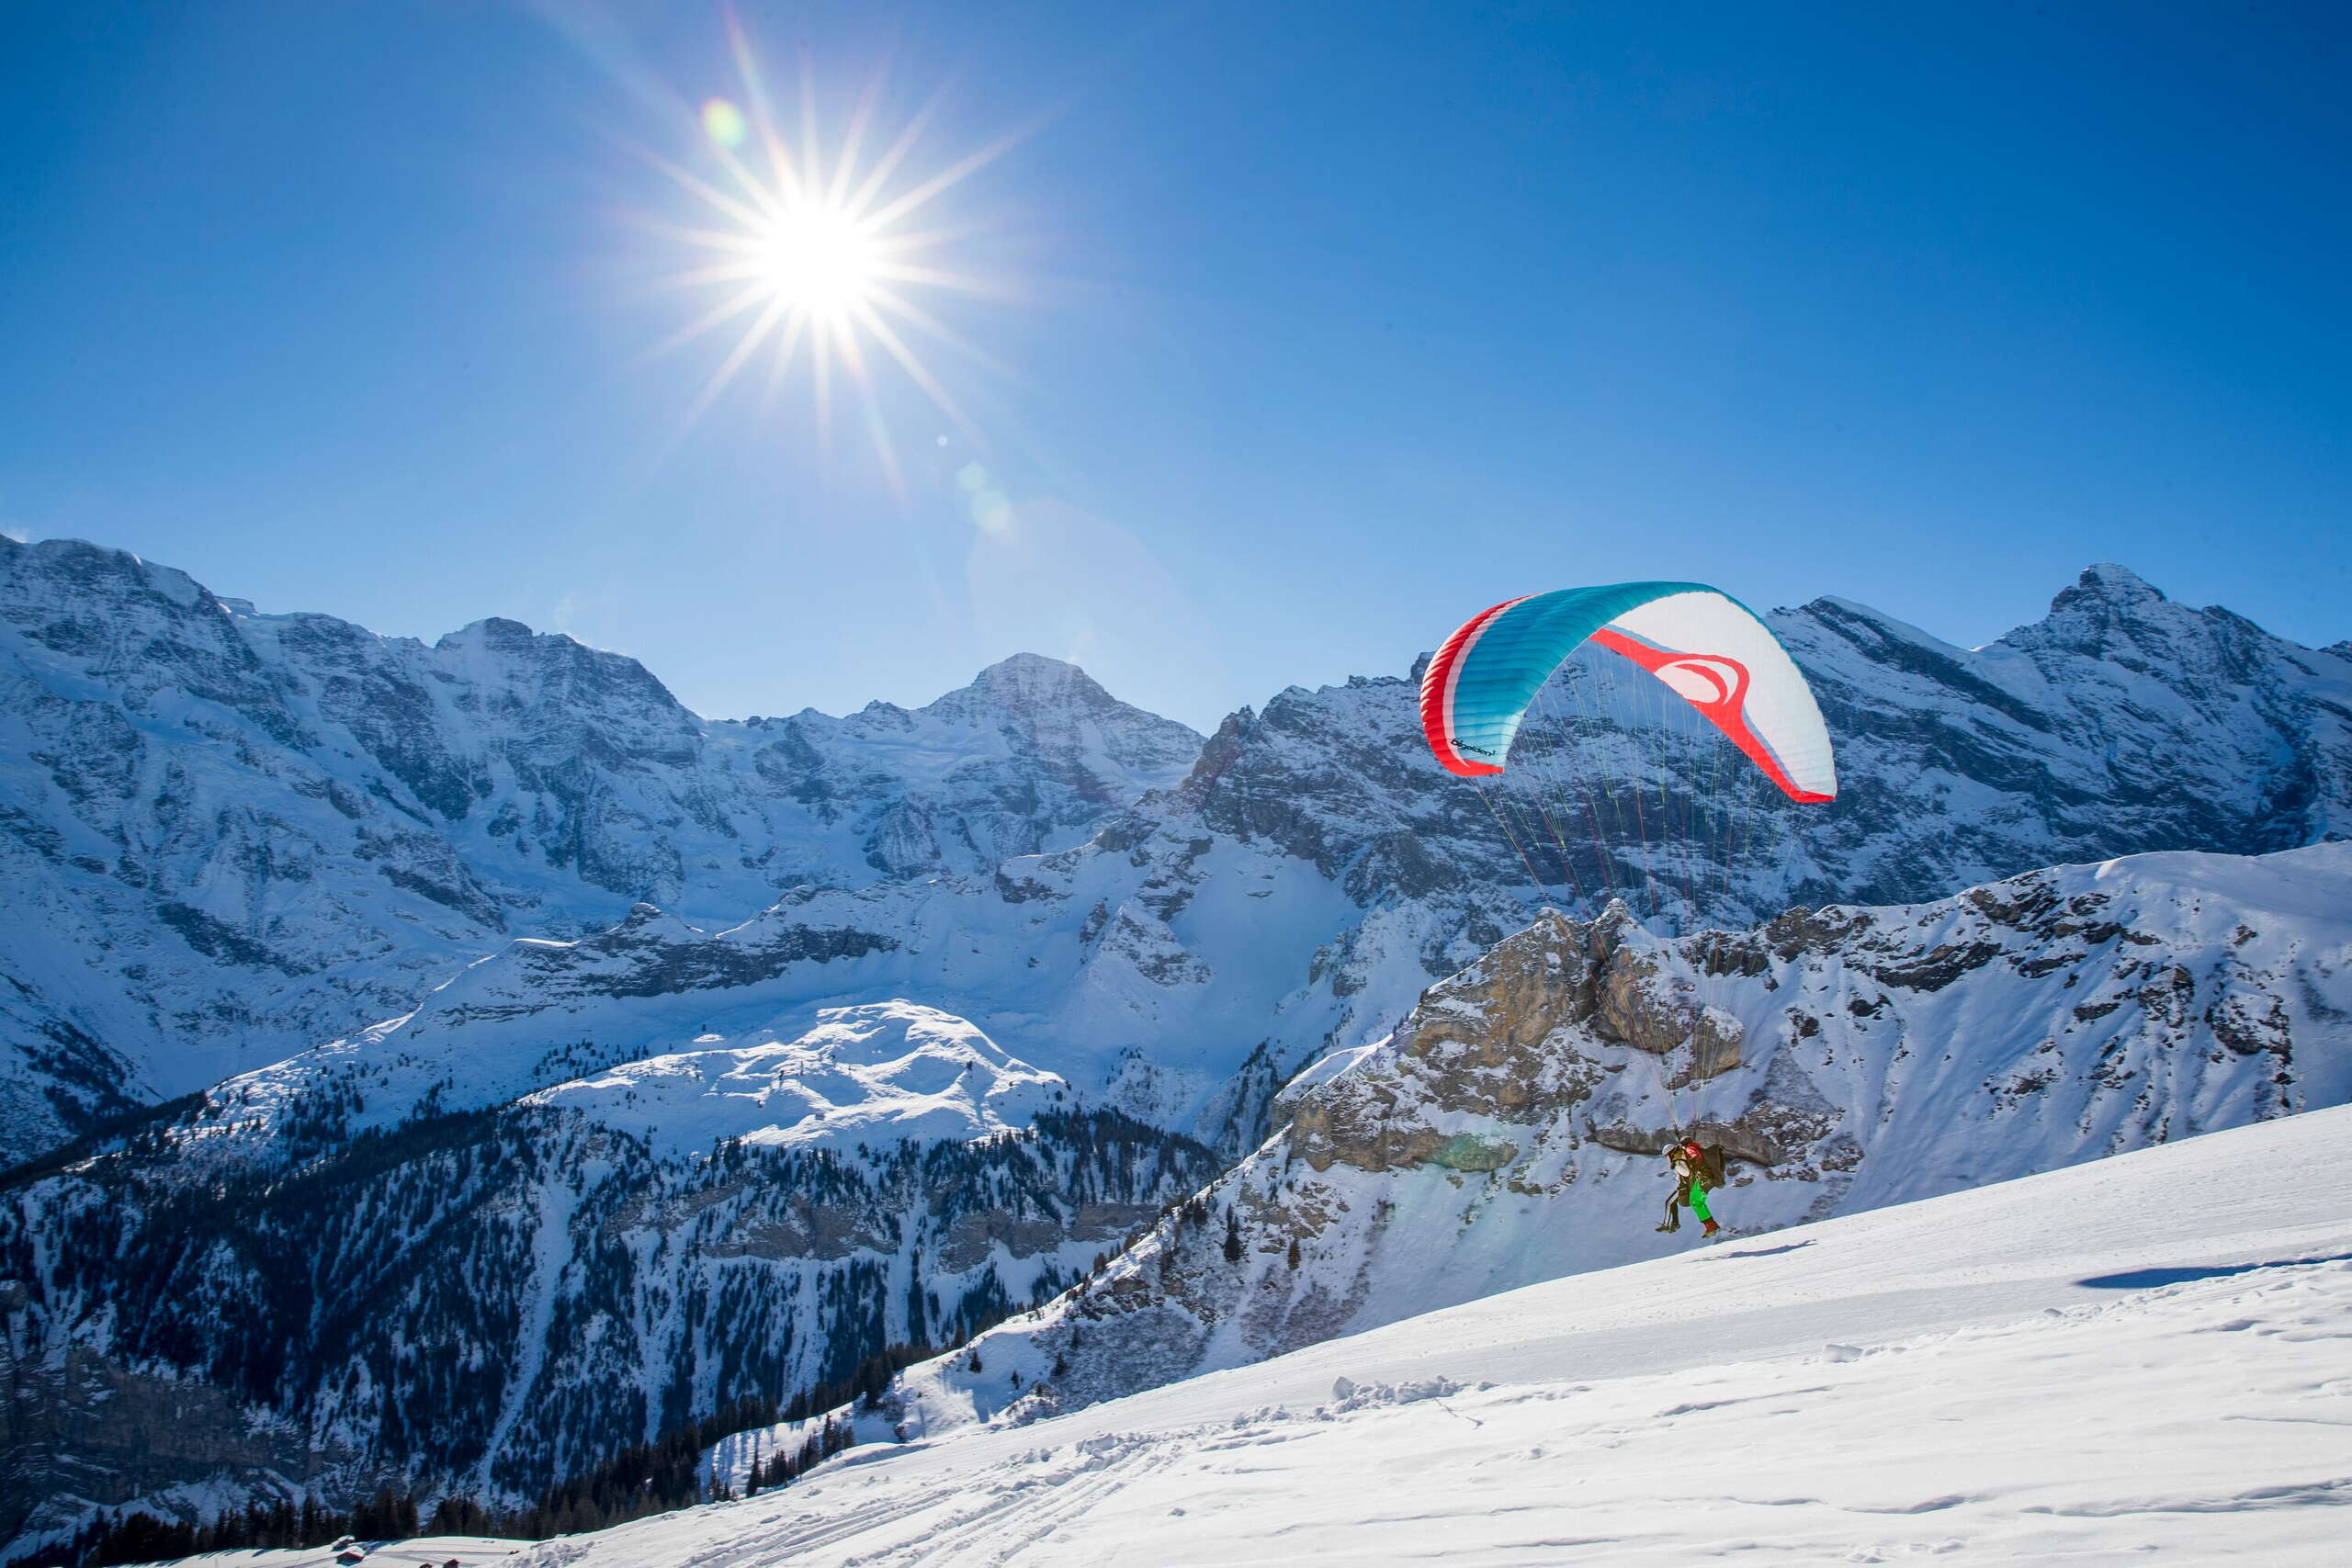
[701,97,748,149]
[970,490,1013,535]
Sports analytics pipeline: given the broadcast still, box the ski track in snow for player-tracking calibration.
[487,1108,2352,1567]
[119,1538,524,1567]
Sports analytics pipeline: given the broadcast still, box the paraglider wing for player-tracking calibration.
[1418,581,1837,803]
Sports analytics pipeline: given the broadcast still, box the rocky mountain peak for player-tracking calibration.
[415,615,701,773]
[1172,705,1256,795]
[431,615,681,704]
[2010,560,2198,658]
[3,535,206,608]
[428,611,642,671]
[2069,560,2165,601]
[922,652,1165,729]
[971,649,1096,692]
[895,654,1205,811]
[435,615,542,650]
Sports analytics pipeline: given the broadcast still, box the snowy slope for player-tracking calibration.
[881,840,2352,1433]
[110,1539,521,1568]
[516,1104,2352,1567]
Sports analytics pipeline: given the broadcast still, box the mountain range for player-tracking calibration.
[0,536,1199,1162]
[3,536,2350,1559]
[7,538,2349,1167]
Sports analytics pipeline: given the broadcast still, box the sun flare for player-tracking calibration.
[631,22,1023,480]
[752,207,877,310]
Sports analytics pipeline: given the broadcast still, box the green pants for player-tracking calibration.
[1687,1183,1713,1224]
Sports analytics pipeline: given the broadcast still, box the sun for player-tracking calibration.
[628,18,1023,479]
[752,207,877,310]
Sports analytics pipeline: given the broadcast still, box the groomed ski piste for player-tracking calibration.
[122,1102,2346,1567]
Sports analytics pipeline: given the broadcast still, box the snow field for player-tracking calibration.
[509,1105,2352,1565]
[521,1001,1069,1156]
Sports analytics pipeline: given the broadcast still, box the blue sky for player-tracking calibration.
[4,1,2347,730]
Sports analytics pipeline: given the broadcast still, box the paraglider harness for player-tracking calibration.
[1657,1140,1725,1233]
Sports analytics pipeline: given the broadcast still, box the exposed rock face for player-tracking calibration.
[880,842,2352,1438]
[1290,905,1747,1178]
[1,1343,356,1546]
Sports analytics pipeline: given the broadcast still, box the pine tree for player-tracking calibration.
[1222,1207,1244,1264]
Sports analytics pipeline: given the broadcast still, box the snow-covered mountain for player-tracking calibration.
[11,540,2352,1166]
[0,536,1199,1160]
[0,993,1224,1552]
[6,539,2349,1163]
[507,558,2352,1145]
[528,1103,2352,1568]
[876,840,2352,1435]
[6,841,2347,1557]
[8,536,2352,1560]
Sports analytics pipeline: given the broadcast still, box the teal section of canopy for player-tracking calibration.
[1447,581,1713,768]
